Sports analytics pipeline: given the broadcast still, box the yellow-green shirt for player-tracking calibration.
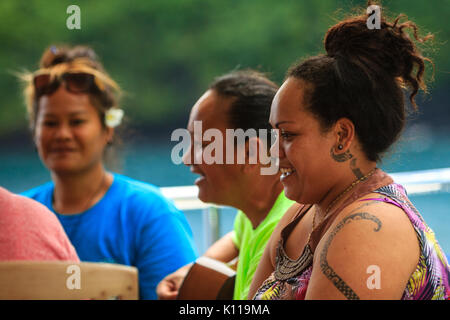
[231,192,294,300]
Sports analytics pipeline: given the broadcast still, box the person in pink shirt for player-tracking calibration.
[0,186,79,261]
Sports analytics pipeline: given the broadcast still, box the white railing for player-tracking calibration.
[161,167,450,246]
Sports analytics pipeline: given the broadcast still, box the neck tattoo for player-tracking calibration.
[310,167,377,236]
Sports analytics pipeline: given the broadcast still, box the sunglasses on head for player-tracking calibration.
[33,72,104,98]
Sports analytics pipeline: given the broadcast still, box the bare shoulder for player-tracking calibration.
[306,193,420,300]
[329,193,419,250]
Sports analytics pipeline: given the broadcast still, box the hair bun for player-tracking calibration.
[323,10,433,109]
[39,45,100,69]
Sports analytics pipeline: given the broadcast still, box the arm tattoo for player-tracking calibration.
[319,210,382,300]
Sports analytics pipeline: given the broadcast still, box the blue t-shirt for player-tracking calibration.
[22,173,198,299]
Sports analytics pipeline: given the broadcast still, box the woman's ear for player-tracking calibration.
[333,117,355,153]
[329,118,356,163]
[105,127,114,145]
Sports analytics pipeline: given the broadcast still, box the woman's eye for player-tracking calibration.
[43,121,58,127]
[280,131,294,139]
[70,119,86,126]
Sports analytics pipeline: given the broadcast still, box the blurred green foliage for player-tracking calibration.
[0,0,448,138]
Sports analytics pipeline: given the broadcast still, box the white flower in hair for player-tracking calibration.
[105,108,124,128]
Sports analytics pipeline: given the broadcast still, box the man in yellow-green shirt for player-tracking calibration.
[232,192,293,299]
[156,70,295,300]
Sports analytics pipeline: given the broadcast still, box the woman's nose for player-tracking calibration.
[54,123,72,140]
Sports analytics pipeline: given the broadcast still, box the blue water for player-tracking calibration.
[0,125,449,255]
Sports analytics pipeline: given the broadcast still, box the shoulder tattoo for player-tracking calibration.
[319,207,382,300]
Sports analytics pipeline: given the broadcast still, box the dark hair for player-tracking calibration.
[287,4,433,162]
[209,70,279,149]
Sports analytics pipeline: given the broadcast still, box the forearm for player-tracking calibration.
[203,231,239,263]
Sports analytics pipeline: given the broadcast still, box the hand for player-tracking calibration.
[156,263,192,300]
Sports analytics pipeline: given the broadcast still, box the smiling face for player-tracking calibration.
[34,86,112,175]
[270,77,338,204]
[182,90,244,206]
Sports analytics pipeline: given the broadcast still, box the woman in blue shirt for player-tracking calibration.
[20,45,197,299]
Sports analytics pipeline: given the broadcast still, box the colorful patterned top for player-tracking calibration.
[253,170,450,300]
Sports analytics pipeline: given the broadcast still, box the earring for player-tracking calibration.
[337,144,343,150]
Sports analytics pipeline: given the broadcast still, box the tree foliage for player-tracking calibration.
[0,0,447,137]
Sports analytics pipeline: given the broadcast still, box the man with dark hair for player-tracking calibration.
[157,70,294,300]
